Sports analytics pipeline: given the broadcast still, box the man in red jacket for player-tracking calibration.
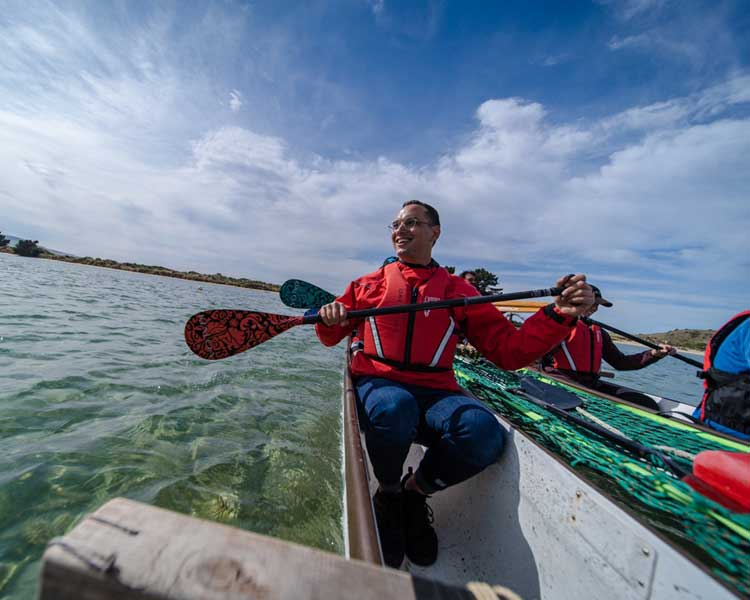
[316,200,594,568]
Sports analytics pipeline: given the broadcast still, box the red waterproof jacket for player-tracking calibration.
[316,261,577,390]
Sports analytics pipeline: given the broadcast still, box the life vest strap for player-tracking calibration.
[367,354,452,373]
[428,317,455,367]
[560,341,577,371]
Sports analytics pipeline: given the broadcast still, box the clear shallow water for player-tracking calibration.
[606,342,704,406]
[0,254,344,598]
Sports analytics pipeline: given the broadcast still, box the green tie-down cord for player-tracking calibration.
[453,357,750,598]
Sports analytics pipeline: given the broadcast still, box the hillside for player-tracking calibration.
[636,329,713,352]
[609,328,713,352]
[0,240,278,292]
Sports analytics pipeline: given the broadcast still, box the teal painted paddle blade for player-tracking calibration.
[279,279,336,309]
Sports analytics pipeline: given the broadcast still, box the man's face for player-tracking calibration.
[390,204,440,263]
[464,274,477,286]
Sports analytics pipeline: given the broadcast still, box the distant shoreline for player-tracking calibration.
[0,247,280,292]
[0,248,719,352]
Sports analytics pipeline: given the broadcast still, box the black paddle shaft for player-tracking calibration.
[302,286,563,324]
[515,380,689,479]
[584,317,703,369]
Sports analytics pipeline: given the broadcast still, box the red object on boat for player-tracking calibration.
[693,451,750,511]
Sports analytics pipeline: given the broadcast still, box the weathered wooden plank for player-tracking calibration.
[39,498,520,600]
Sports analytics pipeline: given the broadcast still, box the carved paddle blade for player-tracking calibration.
[184,310,304,360]
[279,279,336,309]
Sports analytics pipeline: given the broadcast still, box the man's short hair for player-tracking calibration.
[402,199,440,226]
[459,270,477,279]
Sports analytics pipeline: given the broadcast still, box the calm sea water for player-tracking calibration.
[0,254,707,597]
[607,342,704,406]
[0,254,344,598]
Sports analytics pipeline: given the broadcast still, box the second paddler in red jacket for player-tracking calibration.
[318,259,586,390]
[315,199,595,570]
[544,285,675,391]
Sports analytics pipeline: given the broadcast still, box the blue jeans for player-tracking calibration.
[355,376,505,494]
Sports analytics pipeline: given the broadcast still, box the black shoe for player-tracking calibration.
[401,469,438,566]
[373,489,405,568]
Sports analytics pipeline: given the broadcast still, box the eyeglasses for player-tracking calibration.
[387,217,433,232]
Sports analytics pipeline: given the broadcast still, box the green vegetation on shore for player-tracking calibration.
[636,329,713,352]
[0,240,279,292]
[0,233,723,344]
[609,329,712,352]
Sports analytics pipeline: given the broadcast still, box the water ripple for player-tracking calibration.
[0,254,344,598]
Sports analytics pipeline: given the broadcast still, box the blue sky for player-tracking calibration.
[1,0,748,331]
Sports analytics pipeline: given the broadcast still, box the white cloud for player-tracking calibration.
[229,90,243,112]
[539,54,571,67]
[191,127,288,172]
[368,0,443,41]
[608,33,650,51]
[598,0,668,21]
[368,0,385,17]
[608,31,703,62]
[1,4,748,331]
[588,76,750,144]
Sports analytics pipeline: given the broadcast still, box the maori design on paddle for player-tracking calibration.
[184,310,303,360]
[279,279,336,310]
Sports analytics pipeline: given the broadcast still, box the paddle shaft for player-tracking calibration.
[513,376,749,512]
[515,385,689,478]
[302,287,563,324]
[185,286,565,360]
[584,317,703,369]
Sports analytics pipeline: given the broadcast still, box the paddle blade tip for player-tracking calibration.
[184,310,304,360]
[184,310,240,360]
[279,279,304,308]
[279,279,336,309]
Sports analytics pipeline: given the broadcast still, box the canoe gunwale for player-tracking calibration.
[343,345,382,565]
[465,362,746,597]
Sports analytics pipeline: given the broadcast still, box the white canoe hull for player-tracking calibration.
[402,426,737,599]
[342,362,740,599]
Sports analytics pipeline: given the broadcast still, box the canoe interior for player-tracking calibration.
[343,356,744,599]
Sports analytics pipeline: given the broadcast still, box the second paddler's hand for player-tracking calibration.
[319,301,349,327]
[554,274,594,317]
[650,343,676,358]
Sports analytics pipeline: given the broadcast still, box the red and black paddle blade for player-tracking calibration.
[184,310,304,360]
